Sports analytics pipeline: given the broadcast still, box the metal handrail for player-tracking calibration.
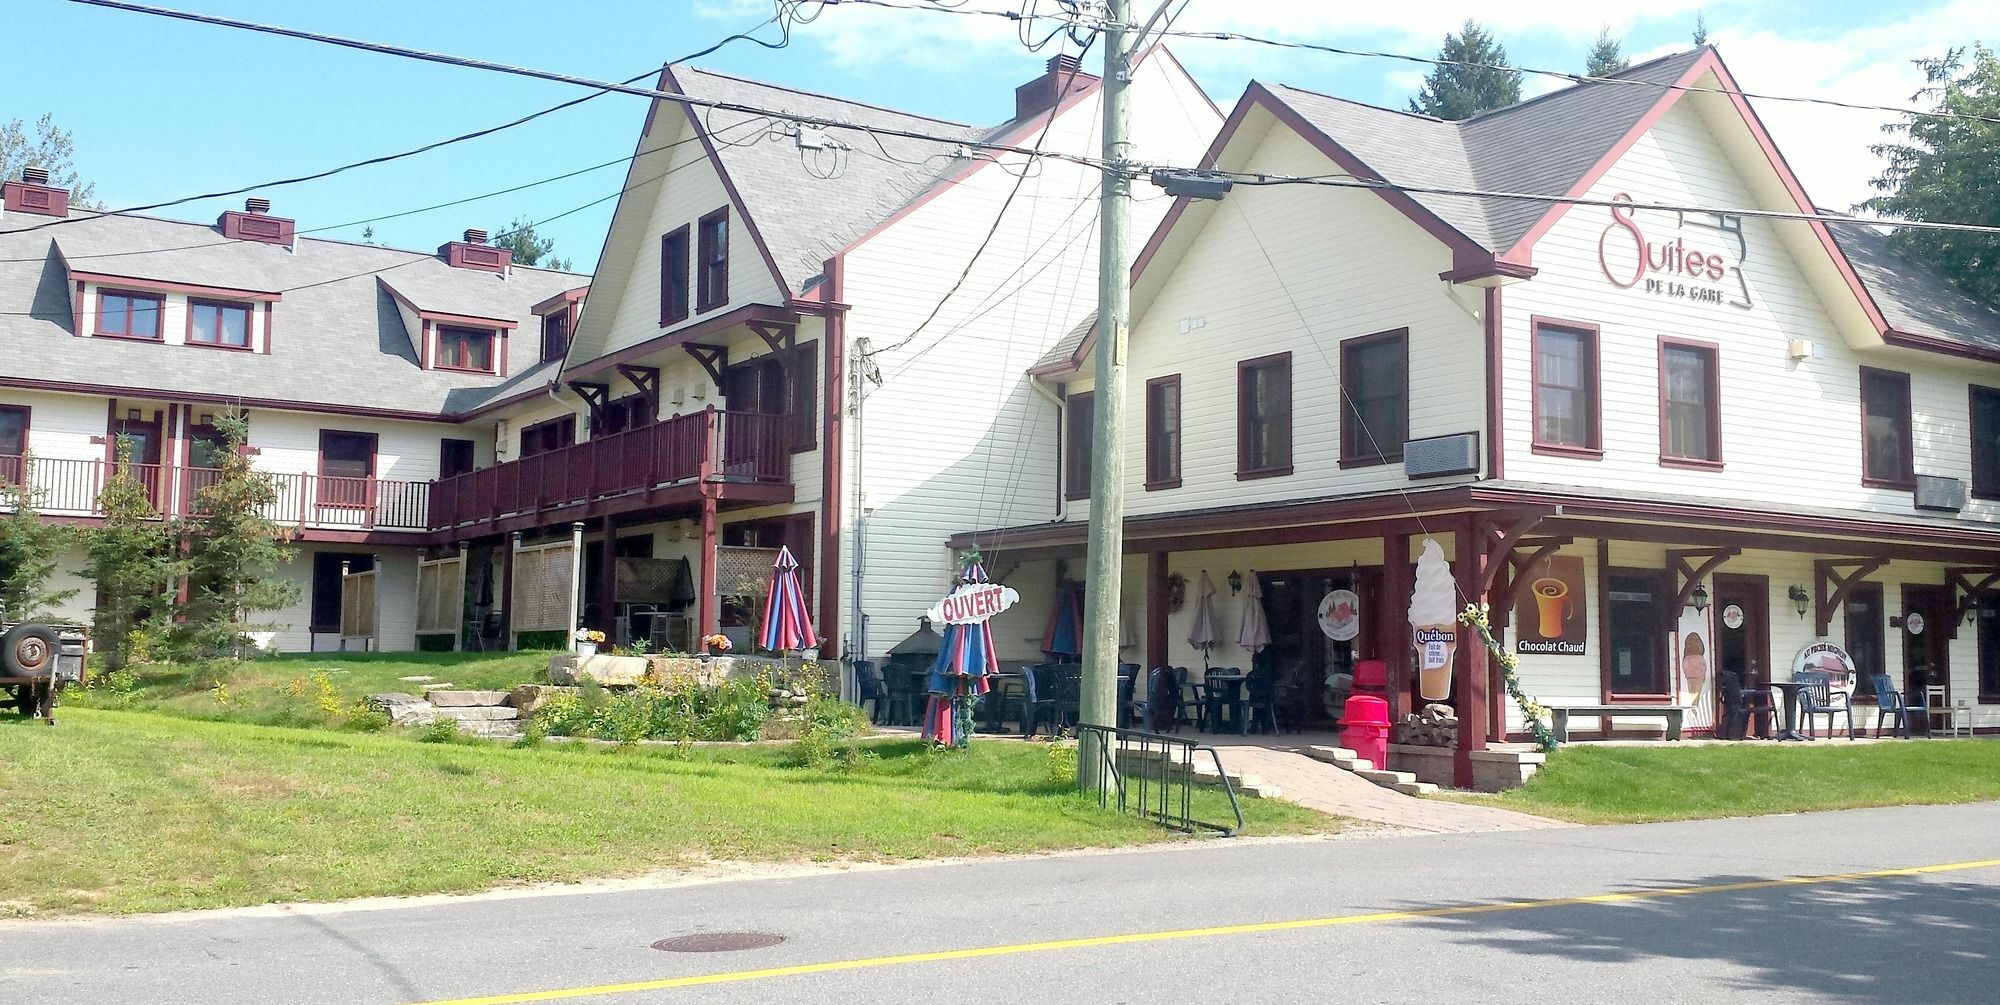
[1074,723,1243,836]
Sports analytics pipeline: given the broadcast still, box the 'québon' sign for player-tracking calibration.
[925,582,1020,626]
[1597,193,1753,311]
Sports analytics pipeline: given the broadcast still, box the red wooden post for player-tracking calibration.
[1146,551,1168,671]
[697,491,719,652]
[1453,516,1491,788]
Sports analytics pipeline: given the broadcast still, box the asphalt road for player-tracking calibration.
[4,802,1997,1004]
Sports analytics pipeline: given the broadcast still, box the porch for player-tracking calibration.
[0,453,430,532]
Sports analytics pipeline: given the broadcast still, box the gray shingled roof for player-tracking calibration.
[1830,223,2000,354]
[670,65,990,293]
[1263,49,1707,254]
[0,210,585,416]
[1032,313,1095,372]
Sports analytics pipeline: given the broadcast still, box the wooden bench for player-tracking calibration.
[1547,704,1686,742]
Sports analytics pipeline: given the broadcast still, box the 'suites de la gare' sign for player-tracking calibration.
[1598,193,1754,311]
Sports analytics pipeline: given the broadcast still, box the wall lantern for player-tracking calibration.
[1227,570,1243,595]
[1691,583,1710,613]
[1787,584,1811,618]
[126,408,141,421]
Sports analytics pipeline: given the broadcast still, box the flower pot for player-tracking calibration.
[576,642,597,659]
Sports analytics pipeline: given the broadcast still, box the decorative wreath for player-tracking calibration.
[1166,573,1187,613]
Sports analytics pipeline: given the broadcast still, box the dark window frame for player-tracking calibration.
[1859,366,1915,489]
[660,224,691,326]
[439,438,476,479]
[1657,337,1722,469]
[1972,385,2000,500]
[1601,565,1673,701]
[1236,352,1293,480]
[788,343,818,453]
[540,310,571,363]
[186,298,254,350]
[317,429,378,509]
[0,404,28,457]
[1338,328,1409,468]
[1064,390,1094,502]
[434,324,497,374]
[1979,589,2000,704]
[1144,374,1181,490]
[519,415,576,458]
[95,289,165,341]
[0,405,27,485]
[1530,317,1602,457]
[1845,580,1886,703]
[696,208,729,313]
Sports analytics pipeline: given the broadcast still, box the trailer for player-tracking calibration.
[0,622,90,725]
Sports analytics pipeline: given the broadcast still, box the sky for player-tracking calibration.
[8,0,1992,272]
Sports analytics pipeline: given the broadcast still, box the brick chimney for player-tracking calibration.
[440,227,510,274]
[1014,54,1098,121]
[2,166,70,218]
[218,196,296,246]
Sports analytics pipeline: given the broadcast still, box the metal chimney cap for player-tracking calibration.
[244,197,272,214]
[463,228,490,244]
[21,166,50,185]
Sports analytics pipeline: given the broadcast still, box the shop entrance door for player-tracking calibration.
[1258,567,1378,730]
[1902,584,1950,729]
[1712,575,1769,727]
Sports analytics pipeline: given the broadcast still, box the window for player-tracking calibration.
[519,415,575,458]
[1237,353,1292,479]
[97,290,163,340]
[1860,367,1913,487]
[1846,582,1885,701]
[1979,591,2000,703]
[188,300,251,348]
[540,311,570,362]
[1605,568,1669,696]
[1659,340,1720,465]
[436,325,495,372]
[440,438,476,479]
[660,225,690,325]
[788,345,817,451]
[1340,330,1408,467]
[696,209,729,312]
[187,421,230,469]
[318,430,378,508]
[1064,391,1093,501]
[0,406,26,485]
[594,394,651,437]
[1145,375,1180,489]
[1973,386,2000,499]
[1532,320,1600,453]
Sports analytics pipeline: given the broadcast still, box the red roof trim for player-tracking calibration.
[563,302,799,379]
[531,286,589,315]
[1883,328,2000,365]
[67,269,281,302]
[418,308,519,330]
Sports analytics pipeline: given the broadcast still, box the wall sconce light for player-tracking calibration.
[1788,584,1811,618]
[1227,570,1243,595]
[199,413,215,426]
[126,408,141,421]
[1691,583,1709,613]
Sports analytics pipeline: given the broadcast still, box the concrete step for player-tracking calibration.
[1391,780,1440,797]
[429,689,512,707]
[434,705,520,722]
[1237,782,1282,799]
[1303,745,1369,771]
[1354,767,1418,787]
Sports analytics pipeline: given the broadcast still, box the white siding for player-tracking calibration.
[246,410,461,485]
[78,280,271,353]
[3,388,109,461]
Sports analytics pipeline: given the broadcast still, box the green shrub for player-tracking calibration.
[1044,736,1078,786]
[418,719,462,744]
[416,634,455,653]
[344,699,390,732]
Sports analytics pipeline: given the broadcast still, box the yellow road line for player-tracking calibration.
[412,857,2000,1004]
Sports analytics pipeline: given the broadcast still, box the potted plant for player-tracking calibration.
[701,633,732,661]
[574,628,606,659]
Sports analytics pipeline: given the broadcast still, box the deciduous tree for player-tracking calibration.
[0,114,100,208]
[1862,45,2000,310]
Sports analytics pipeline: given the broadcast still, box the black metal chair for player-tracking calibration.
[1203,667,1245,733]
[1716,670,1773,740]
[1243,666,1281,735]
[1019,664,1059,738]
[853,660,885,725]
[1052,666,1083,731]
[1799,672,1854,740]
[1868,672,1908,739]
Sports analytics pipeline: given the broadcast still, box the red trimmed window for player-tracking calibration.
[1660,341,1720,465]
[97,290,163,340]
[0,405,26,484]
[697,209,729,312]
[519,415,575,458]
[436,325,496,373]
[1064,391,1093,501]
[1340,329,1408,467]
[1860,367,1914,488]
[540,311,570,362]
[318,430,377,508]
[1237,353,1292,479]
[189,299,252,349]
[1145,375,1180,489]
[660,225,690,325]
[1973,386,2000,499]
[440,438,476,479]
[1533,321,1600,453]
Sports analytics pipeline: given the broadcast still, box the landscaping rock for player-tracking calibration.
[434,706,520,722]
[556,655,650,688]
[429,689,511,707]
[420,683,456,692]
[397,675,436,683]
[365,692,423,709]
[509,684,577,713]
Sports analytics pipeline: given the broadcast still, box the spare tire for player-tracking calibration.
[2,623,59,677]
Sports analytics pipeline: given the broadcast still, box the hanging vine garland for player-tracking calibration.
[1458,602,1559,753]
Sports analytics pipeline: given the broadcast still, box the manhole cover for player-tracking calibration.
[651,932,786,953]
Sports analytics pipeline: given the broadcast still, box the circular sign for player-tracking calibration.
[1906,611,1926,637]
[1722,604,1745,630]
[1791,642,1856,687]
[1317,589,1361,642]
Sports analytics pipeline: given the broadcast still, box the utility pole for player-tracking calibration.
[1078,0,1134,791]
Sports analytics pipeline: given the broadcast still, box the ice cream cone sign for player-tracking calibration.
[1409,539,1457,702]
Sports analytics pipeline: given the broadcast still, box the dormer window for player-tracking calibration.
[541,311,570,362]
[189,300,252,349]
[436,325,496,373]
[97,290,164,340]
[697,208,729,312]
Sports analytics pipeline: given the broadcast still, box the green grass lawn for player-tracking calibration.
[0,708,1330,917]
[1453,741,2000,824]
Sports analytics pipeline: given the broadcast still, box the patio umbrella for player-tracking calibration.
[1237,570,1271,657]
[1188,571,1219,669]
[758,546,818,653]
[922,561,1003,749]
[1042,578,1085,659]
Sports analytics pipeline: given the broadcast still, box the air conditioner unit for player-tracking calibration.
[1914,474,1966,512]
[1403,432,1480,479]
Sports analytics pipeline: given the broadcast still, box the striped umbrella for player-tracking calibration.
[758,546,818,653]
[1188,571,1220,669]
[1042,578,1085,658]
[922,562,1000,749]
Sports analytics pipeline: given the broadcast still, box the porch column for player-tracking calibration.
[1382,531,1410,726]
[1146,551,1168,671]
[599,514,618,637]
[698,490,719,651]
[1453,518,1491,788]
[453,542,469,653]
[502,531,520,651]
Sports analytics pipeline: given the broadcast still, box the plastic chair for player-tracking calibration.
[853,660,885,725]
[1715,671,1772,740]
[1124,667,1177,733]
[1949,698,1973,738]
[1868,673,1907,739]
[1173,667,1202,729]
[1922,684,1951,736]
[1203,668,1245,733]
[1019,664,1059,738]
[1799,675,1854,739]
[1243,666,1282,735]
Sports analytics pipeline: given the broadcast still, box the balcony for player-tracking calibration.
[427,407,792,534]
[0,455,431,532]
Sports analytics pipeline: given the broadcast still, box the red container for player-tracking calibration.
[1341,694,1391,770]
[1351,658,1387,694]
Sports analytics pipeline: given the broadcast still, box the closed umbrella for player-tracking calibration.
[758,546,818,653]
[1188,571,1220,669]
[1238,570,1271,656]
[1042,578,1084,659]
[923,561,1007,749]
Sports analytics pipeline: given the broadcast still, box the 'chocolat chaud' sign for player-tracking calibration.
[1597,193,1753,311]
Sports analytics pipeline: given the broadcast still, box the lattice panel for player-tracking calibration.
[340,570,377,639]
[416,557,464,636]
[715,546,779,597]
[616,557,690,606]
[511,543,576,634]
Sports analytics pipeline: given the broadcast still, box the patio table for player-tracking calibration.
[1203,672,1248,733]
[1769,680,1810,741]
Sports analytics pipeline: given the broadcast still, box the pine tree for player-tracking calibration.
[174,414,301,660]
[490,216,572,271]
[1862,45,2000,310]
[1692,13,1710,46]
[1409,20,1523,120]
[0,460,76,621]
[83,439,176,670]
[1587,28,1631,77]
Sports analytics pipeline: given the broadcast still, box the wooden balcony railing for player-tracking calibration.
[0,455,430,531]
[427,407,790,532]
